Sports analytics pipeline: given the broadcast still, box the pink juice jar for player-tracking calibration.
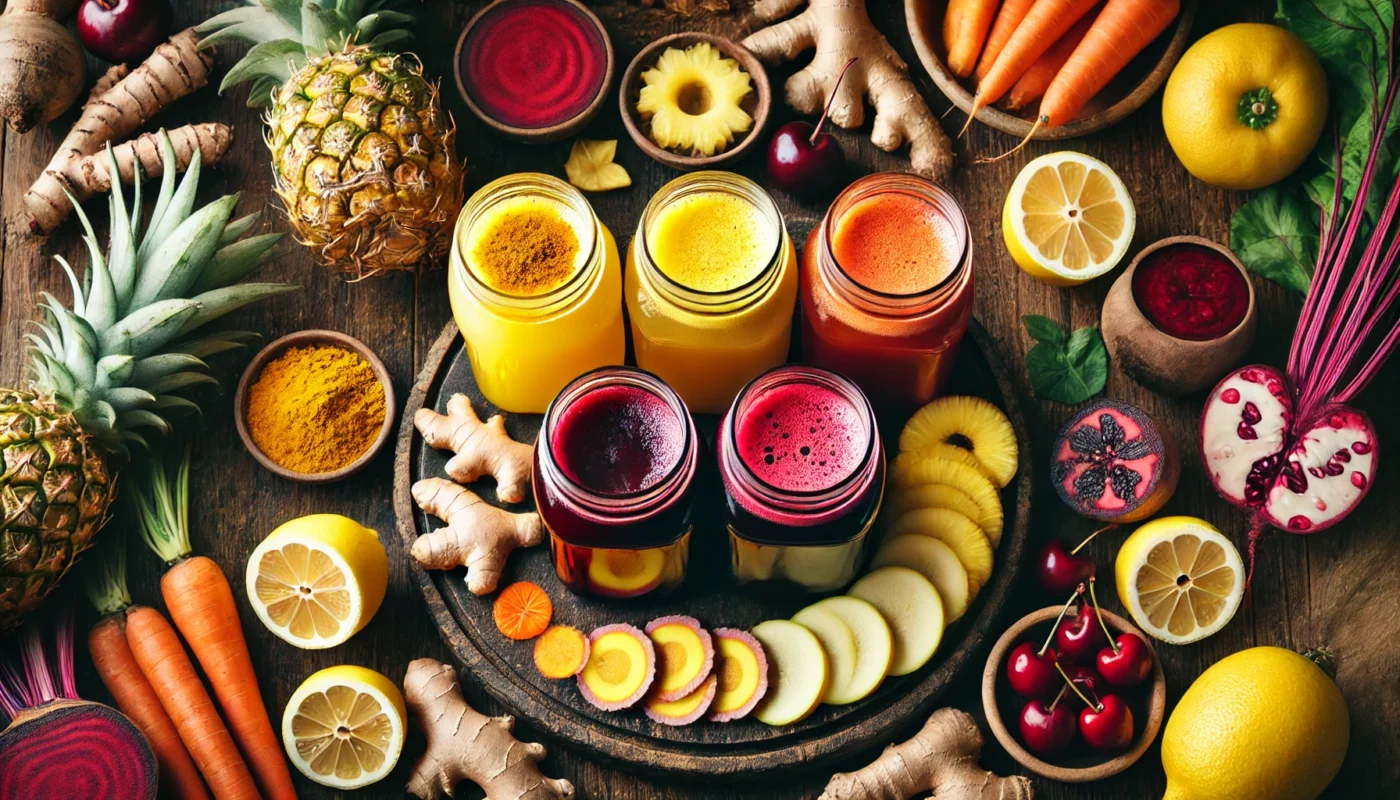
[534,367,700,598]
[716,365,885,591]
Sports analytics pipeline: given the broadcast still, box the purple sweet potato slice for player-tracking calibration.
[645,615,715,702]
[577,623,656,711]
[706,627,770,722]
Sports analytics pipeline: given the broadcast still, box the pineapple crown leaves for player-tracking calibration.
[198,0,420,107]
[27,131,298,452]
[127,444,193,565]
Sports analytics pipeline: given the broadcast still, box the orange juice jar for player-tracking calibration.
[625,172,798,414]
[449,173,624,412]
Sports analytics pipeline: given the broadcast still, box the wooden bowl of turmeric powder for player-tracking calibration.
[234,330,396,484]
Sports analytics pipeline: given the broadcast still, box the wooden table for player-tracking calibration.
[2,1,1395,798]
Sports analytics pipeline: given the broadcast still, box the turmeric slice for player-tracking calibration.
[493,582,553,641]
[533,626,591,679]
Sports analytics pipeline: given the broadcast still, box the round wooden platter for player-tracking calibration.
[393,320,1033,779]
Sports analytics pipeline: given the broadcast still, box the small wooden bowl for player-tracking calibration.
[453,0,615,143]
[982,606,1167,783]
[905,0,1197,140]
[620,32,771,170]
[234,330,396,484]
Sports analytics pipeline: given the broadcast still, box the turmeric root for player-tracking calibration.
[820,708,1033,800]
[404,659,575,800]
[416,394,533,504]
[23,27,231,235]
[0,0,85,133]
[411,478,544,595]
[741,0,954,181]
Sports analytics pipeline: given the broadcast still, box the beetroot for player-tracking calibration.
[1052,401,1179,523]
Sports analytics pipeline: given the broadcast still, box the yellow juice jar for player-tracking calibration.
[449,173,624,412]
[626,171,798,414]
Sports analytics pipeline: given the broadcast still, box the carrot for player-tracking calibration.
[1006,10,1098,110]
[124,605,261,800]
[974,0,1039,80]
[494,581,554,640]
[943,0,1000,78]
[534,625,591,679]
[1039,0,1181,127]
[960,0,1098,134]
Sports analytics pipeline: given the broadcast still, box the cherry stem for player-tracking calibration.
[1046,683,1070,713]
[1039,586,1082,656]
[812,57,858,146]
[1087,578,1118,655]
[1070,524,1117,555]
[1055,662,1102,712]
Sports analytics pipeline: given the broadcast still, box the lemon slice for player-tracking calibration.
[1003,152,1135,286]
[283,665,406,790]
[246,514,388,649]
[1115,516,1245,645]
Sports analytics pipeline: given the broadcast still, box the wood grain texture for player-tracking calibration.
[1,1,1395,798]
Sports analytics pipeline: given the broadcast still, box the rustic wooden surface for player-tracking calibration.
[1,1,1396,798]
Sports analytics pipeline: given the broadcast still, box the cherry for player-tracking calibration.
[1057,664,1101,708]
[1055,584,1108,663]
[1079,694,1135,751]
[78,0,174,64]
[1006,588,1080,699]
[1097,632,1154,688]
[1034,525,1113,594]
[767,58,855,201]
[1018,686,1077,759]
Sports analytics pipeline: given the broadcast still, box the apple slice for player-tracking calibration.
[848,567,945,676]
[870,535,971,621]
[885,508,993,596]
[750,620,829,726]
[806,596,893,703]
[789,605,856,705]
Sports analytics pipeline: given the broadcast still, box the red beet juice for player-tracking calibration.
[1131,244,1250,341]
[552,384,684,496]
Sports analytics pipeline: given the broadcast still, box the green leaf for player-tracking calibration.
[1021,316,1109,405]
[176,283,299,336]
[1230,185,1316,295]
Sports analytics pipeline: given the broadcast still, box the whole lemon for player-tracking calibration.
[1162,646,1348,800]
[1162,23,1327,189]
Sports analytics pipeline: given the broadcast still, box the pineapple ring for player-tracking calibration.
[889,457,1004,547]
[899,396,1019,488]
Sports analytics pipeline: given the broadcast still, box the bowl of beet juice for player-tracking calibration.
[454,0,614,142]
[716,365,885,592]
[534,367,700,599]
[1102,236,1257,395]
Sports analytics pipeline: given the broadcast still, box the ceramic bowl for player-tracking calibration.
[982,605,1167,782]
[905,0,1197,140]
[234,330,395,484]
[620,32,771,170]
[453,0,615,143]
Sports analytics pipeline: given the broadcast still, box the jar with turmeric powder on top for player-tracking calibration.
[449,173,624,413]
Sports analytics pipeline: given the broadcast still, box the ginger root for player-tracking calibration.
[412,477,543,595]
[741,0,954,181]
[416,394,533,504]
[820,708,1033,800]
[404,659,575,800]
[23,27,232,235]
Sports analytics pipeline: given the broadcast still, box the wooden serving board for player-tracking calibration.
[392,319,1033,779]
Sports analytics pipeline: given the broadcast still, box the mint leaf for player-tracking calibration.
[1021,316,1109,405]
[1230,185,1317,295]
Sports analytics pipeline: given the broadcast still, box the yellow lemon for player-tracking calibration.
[282,665,407,790]
[1163,23,1328,190]
[246,513,388,649]
[1114,516,1244,645]
[1002,152,1135,286]
[1163,647,1348,800]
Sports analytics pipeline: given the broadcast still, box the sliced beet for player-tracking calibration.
[706,628,769,723]
[0,699,158,800]
[645,675,719,726]
[1052,400,1179,522]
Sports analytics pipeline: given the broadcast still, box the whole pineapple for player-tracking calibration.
[0,135,296,632]
[199,1,464,279]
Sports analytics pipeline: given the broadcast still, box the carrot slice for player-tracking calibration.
[494,581,554,640]
[534,625,591,678]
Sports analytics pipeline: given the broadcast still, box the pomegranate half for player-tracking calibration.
[1201,366,1377,533]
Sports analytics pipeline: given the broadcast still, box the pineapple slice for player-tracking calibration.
[564,140,632,193]
[636,43,753,157]
[881,484,984,536]
[900,396,1019,488]
[870,535,971,622]
[885,509,993,597]
[889,457,1004,547]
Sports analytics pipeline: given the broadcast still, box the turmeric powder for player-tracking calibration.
[471,207,580,296]
[246,345,387,474]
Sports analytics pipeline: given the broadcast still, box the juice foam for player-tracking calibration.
[735,380,868,493]
[831,191,959,295]
[552,385,684,495]
[646,191,778,292]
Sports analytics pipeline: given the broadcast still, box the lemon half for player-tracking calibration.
[1003,152,1135,286]
[282,665,406,790]
[1115,516,1245,645]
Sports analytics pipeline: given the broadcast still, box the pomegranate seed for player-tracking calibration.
[1334,449,1351,463]
[1309,466,1325,479]
[1242,368,1263,382]
[1238,422,1258,440]
[1242,402,1262,425]
[1314,497,1327,511]
[1352,472,1368,489]
[1353,441,1372,455]
[1330,414,1346,428]
[1220,388,1241,404]
[1267,380,1286,396]
[1288,515,1313,530]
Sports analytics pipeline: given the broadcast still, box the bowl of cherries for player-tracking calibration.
[981,579,1166,782]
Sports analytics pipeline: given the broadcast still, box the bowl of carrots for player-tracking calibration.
[907,0,1198,142]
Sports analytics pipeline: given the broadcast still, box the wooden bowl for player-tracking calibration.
[234,330,396,484]
[619,32,771,170]
[453,0,615,143]
[905,0,1198,140]
[982,605,1167,782]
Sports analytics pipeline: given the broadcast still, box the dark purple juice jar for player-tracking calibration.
[534,367,700,598]
[716,365,885,591]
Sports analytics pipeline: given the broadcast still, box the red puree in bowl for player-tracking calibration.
[1131,244,1249,341]
[735,381,868,493]
[459,0,607,129]
[552,385,683,495]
